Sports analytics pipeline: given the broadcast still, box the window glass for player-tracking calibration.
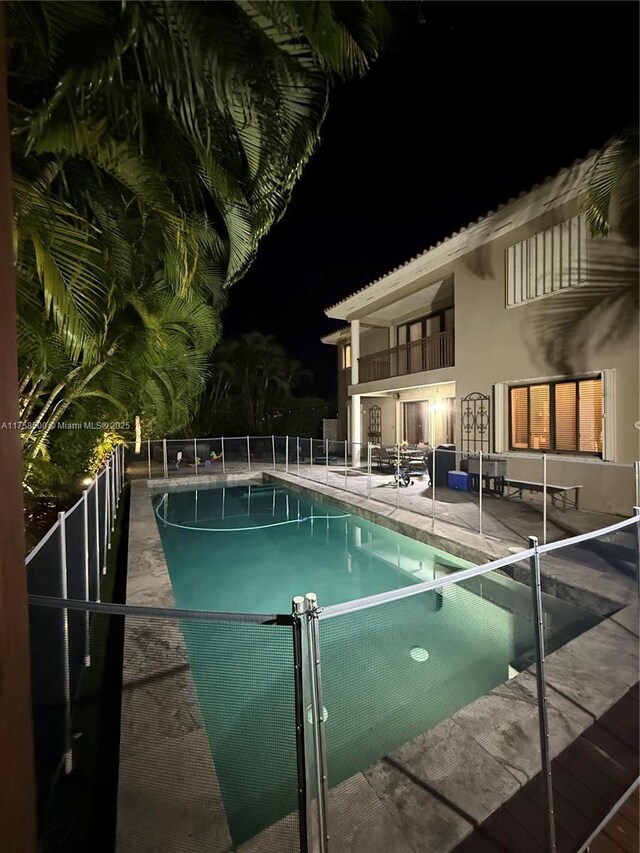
[343,343,351,369]
[555,383,577,451]
[509,376,601,454]
[578,379,602,453]
[529,384,550,449]
[510,387,529,449]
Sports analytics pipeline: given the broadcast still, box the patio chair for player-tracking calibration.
[371,445,394,472]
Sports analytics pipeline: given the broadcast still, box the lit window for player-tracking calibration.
[509,377,602,454]
[343,343,351,369]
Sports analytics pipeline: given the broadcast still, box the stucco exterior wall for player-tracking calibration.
[360,396,397,445]
[454,206,639,514]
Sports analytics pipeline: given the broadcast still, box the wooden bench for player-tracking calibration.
[504,478,582,510]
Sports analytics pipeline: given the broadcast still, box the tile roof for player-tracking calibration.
[325,151,597,313]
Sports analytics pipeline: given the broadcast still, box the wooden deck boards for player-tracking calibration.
[454,684,639,853]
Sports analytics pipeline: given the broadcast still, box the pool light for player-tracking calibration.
[410,646,430,662]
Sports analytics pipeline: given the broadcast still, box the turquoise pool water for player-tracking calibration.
[155,483,473,612]
[154,483,601,846]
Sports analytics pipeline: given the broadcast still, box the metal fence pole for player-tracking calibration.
[82,490,91,667]
[111,454,116,531]
[221,436,226,474]
[247,435,251,472]
[113,449,118,507]
[147,439,151,479]
[292,596,310,853]
[479,450,483,536]
[635,461,639,510]
[297,437,300,476]
[310,438,314,475]
[162,438,168,479]
[105,463,112,551]
[325,439,329,485]
[286,435,289,474]
[367,442,372,500]
[272,435,276,471]
[396,443,400,509]
[344,440,348,491]
[58,512,73,774]
[543,454,548,545]
[431,447,436,524]
[94,474,101,602]
[194,437,198,476]
[121,443,125,489]
[305,593,329,853]
[634,507,640,600]
[529,535,557,853]
[103,467,109,572]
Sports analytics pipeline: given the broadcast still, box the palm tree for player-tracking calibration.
[532,130,639,375]
[7,0,396,488]
[583,126,638,246]
[194,332,310,434]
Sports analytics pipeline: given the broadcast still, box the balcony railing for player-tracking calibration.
[357,329,455,383]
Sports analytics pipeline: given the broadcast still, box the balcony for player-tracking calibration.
[357,329,455,384]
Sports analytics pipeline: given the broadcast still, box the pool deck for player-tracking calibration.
[119,472,639,853]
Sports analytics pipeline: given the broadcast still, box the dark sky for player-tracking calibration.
[222,1,639,401]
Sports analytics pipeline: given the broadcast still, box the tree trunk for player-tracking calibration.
[0,7,37,850]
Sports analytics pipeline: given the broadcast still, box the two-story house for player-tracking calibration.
[322,153,639,515]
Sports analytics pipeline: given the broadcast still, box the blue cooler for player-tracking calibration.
[447,470,469,491]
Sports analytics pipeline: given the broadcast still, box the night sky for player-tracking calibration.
[222,1,639,402]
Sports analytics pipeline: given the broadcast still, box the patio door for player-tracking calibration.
[403,401,431,445]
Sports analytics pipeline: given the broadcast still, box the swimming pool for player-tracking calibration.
[154,482,473,612]
[154,483,602,845]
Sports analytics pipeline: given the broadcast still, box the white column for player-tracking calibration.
[351,393,362,467]
[350,319,360,386]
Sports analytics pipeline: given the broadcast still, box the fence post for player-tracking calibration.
[343,440,348,491]
[310,438,314,475]
[543,454,547,545]
[58,512,73,774]
[396,443,400,509]
[116,448,120,504]
[82,490,91,667]
[194,437,198,476]
[103,467,109,572]
[121,443,125,490]
[105,463,112,552]
[162,438,168,479]
[221,436,226,474]
[303,593,329,853]
[247,435,251,472]
[292,596,310,853]
[286,435,289,474]
[297,437,300,476]
[529,535,556,853]
[272,435,276,471]
[147,439,151,479]
[634,461,639,511]
[479,450,483,536]
[634,507,640,600]
[113,449,118,507]
[94,473,101,602]
[111,455,116,531]
[367,442,372,500]
[325,439,329,485]
[431,447,436,524]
